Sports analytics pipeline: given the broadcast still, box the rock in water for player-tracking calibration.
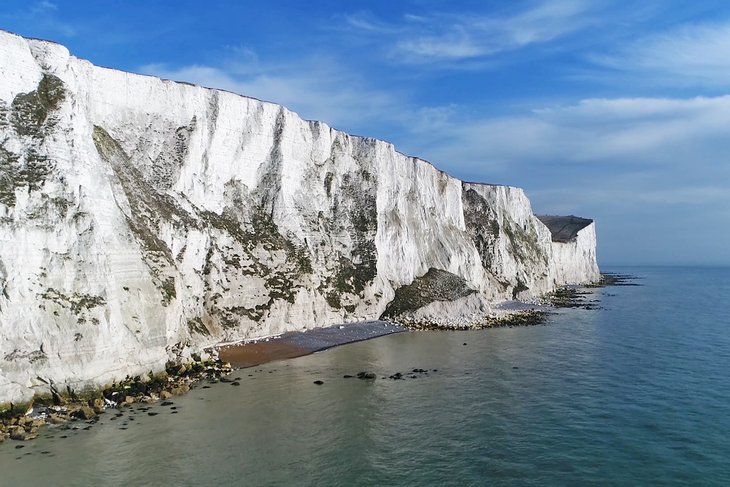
[69,406,96,421]
[0,30,599,405]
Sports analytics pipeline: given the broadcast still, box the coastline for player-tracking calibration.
[2,278,625,444]
[5,267,726,486]
[0,321,405,443]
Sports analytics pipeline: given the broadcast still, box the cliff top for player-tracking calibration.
[0,28,523,193]
[536,215,593,243]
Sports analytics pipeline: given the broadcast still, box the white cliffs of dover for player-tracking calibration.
[0,30,599,404]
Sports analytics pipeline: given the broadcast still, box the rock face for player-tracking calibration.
[536,215,600,285]
[0,31,600,404]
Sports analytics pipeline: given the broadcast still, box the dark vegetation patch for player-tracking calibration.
[512,279,529,299]
[160,277,176,306]
[188,316,210,336]
[503,217,547,267]
[324,172,333,197]
[10,74,65,137]
[200,205,312,308]
[462,188,500,271]
[38,288,106,315]
[94,124,314,322]
[220,305,269,324]
[3,348,47,364]
[148,118,196,190]
[0,138,56,208]
[0,145,22,207]
[382,268,476,318]
[318,168,378,309]
[0,74,65,209]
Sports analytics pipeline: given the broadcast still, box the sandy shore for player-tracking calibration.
[218,320,405,368]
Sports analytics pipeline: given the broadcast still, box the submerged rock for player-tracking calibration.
[69,406,95,421]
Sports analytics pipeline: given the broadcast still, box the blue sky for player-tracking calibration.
[3,0,730,266]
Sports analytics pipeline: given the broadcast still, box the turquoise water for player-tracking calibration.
[1,266,729,486]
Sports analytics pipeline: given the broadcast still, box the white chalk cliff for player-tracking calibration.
[0,31,599,404]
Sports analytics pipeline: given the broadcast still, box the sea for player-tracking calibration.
[1,266,729,486]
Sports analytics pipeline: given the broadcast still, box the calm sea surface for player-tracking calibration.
[2,266,729,486]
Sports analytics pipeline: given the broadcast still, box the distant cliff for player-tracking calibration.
[0,30,599,404]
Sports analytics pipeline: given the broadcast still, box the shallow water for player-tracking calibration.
[2,266,729,486]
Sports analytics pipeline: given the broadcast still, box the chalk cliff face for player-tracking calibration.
[536,215,600,285]
[0,31,599,403]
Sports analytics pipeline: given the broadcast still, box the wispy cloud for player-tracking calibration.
[344,0,600,64]
[32,1,58,13]
[592,21,730,87]
[2,0,76,37]
[406,93,730,265]
[343,12,396,33]
[414,95,730,173]
[139,52,403,135]
[31,1,74,37]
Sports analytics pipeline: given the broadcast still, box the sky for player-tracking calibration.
[2,0,729,266]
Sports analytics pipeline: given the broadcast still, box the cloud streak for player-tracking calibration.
[140,54,402,136]
[344,0,600,64]
[414,95,730,173]
[592,21,730,87]
[18,1,76,37]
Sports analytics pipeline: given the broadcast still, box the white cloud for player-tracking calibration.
[7,0,76,37]
[533,185,730,209]
[414,95,730,172]
[592,22,730,87]
[139,51,730,263]
[392,92,730,266]
[397,30,483,61]
[344,0,600,63]
[139,55,401,134]
[343,12,394,33]
[33,1,58,13]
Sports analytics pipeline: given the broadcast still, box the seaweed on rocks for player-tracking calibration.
[547,272,640,309]
[587,272,642,287]
[546,287,600,309]
[0,355,233,443]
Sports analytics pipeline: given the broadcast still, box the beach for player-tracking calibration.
[218,320,406,368]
